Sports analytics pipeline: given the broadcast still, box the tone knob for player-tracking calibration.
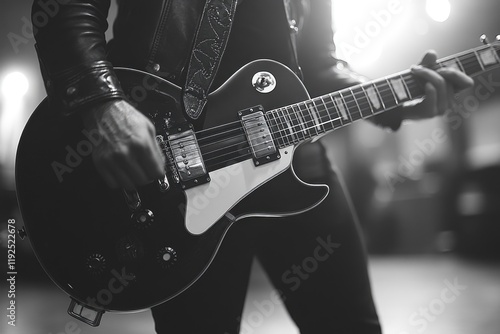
[86,253,106,276]
[131,209,154,229]
[156,247,178,269]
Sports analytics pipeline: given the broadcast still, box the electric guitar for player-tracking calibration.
[15,37,500,326]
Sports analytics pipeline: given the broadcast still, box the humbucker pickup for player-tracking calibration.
[239,106,280,166]
[167,126,209,189]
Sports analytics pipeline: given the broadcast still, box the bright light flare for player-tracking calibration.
[425,0,451,22]
[1,71,29,98]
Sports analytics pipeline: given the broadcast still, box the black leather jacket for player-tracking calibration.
[32,0,401,129]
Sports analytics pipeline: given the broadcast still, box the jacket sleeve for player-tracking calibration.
[297,0,402,131]
[32,0,125,115]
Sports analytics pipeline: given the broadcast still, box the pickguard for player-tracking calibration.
[184,146,294,234]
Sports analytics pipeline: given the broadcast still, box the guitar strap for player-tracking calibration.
[182,0,239,120]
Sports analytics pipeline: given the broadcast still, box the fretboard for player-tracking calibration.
[265,41,500,148]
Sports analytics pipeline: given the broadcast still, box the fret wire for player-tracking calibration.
[310,99,326,132]
[324,94,343,128]
[318,98,331,130]
[384,77,399,104]
[356,86,375,114]
[275,108,287,146]
[267,110,285,148]
[491,44,500,63]
[266,109,285,147]
[320,98,336,130]
[459,53,482,75]
[328,93,344,127]
[311,97,325,128]
[435,45,499,75]
[283,107,298,143]
[348,88,363,119]
[293,104,310,138]
[374,80,395,109]
[277,108,292,146]
[265,110,278,147]
[359,85,374,115]
[473,50,486,71]
[378,82,414,101]
[299,102,316,137]
[335,92,350,124]
[402,73,423,98]
[302,101,319,136]
[346,90,362,121]
[398,73,413,100]
[283,106,300,140]
[266,111,283,147]
[311,100,324,132]
[436,43,492,64]
[290,107,302,143]
[372,81,387,110]
[289,105,306,141]
[348,87,370,119]
[277,108,291,145]
[478,43,500,67]
[455,56,466,72]
[319,95,335,130]
[280,107,295,146]
[338,91,353,123]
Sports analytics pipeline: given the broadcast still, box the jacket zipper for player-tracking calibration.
[147,0,172,72]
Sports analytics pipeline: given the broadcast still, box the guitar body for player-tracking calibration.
[15,60,328,313]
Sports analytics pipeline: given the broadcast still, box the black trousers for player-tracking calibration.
[151,142,381,334]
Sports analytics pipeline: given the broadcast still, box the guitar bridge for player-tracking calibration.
[239,105,280,166]
[167,125,209,189]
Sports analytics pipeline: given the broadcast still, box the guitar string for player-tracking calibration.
[172,70,449,158]
[166,49,499,163]
[191,45,497,138]
[172,77,417,155]
[171,75,444,159]
[186,50,487,148]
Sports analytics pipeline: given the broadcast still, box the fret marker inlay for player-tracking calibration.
[334,96,349,120]
[390,78,408,101]
[479,49,498,66]
[365,87,381,109]
[307,102,322,131]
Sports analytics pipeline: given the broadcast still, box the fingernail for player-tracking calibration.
[411,65,423,71]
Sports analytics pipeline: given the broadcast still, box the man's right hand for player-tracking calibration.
[81,100,165,189]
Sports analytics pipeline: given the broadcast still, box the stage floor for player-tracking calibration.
[3,255,500,334]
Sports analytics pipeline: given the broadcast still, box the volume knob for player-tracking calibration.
[156,247,178,269]
[86,253,106,276]
[131,209,154,229]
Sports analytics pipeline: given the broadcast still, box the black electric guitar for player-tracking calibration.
[16,38,500,326]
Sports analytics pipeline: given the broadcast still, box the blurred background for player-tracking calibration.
[1,0,499,333]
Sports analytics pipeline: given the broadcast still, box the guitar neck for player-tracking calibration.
[265,40,500,148]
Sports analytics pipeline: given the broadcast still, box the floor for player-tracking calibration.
[3,255,500,334]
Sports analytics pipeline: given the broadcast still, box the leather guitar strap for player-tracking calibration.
[182,0,239,120]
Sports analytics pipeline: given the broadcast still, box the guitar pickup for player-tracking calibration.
[167,125,209,189]
[239,106,280,166]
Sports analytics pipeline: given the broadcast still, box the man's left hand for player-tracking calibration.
[404,50,474,120]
